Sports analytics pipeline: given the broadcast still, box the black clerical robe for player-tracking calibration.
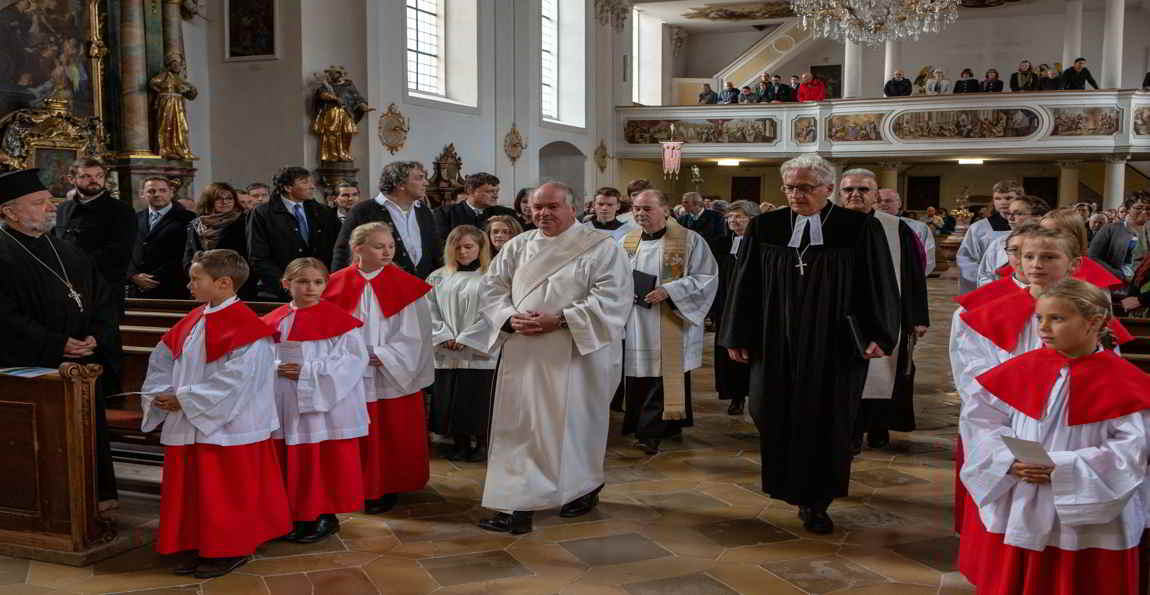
[713,235,749,400]
[0,227,121,500]
[718,203,899,506]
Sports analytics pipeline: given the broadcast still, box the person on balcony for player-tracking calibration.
[754,72,771,98]
[883,70,912,97]
[797,72,827,102]
[788,75,802,101]
[697,83,718,105]
[1010,60,1038,92]
[953,69,980,93]
[766,75,795,103]
[925,69,953,95]
[719,81,740,104]
[981,69,1004,92]
[1062,58,1099,90]
[1038,65,1062,91]
[738,86,758,104]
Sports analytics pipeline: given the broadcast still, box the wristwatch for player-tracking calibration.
[558,312,569,329]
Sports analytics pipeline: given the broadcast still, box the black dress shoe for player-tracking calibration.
[294,514,339,543]
[560,484,604,518]
[478,511,534,534]
[278,521,309,542]
[727,398,745,416]
[637,438,661,455]
[365,493,399,514]
[173,555,201,575]
[798,506,835,535]
[445,435,470,461]
[867,429,891,450]
[193,556,249,579]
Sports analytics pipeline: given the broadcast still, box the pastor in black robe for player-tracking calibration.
[713,235,749,401]
[0,226,121,500]
[718,202,899,507]
[854,213,931,445]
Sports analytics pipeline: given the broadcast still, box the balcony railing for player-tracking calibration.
[615,90,1150,160]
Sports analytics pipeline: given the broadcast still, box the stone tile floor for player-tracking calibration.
[0,280,972,594]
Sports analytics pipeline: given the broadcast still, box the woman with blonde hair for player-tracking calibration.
[426,225,499,461]
[484,214,522,254]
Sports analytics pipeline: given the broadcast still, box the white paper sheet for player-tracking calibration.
[277,341,303,365]
[1001,435,1055,467]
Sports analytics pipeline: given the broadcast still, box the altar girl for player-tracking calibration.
[323,222,434,514]
[262,257,369,543]
[959,278,1150,594]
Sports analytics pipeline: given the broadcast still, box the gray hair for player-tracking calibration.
[534,181,579,209]
[780,154,835,186]
[711,199,730,215]
[681,191,703,205]
[841,168,878,185]
[378,161,425,194]
[728,200,761,217]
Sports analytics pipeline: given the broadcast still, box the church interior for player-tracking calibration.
[3,0,1150,593]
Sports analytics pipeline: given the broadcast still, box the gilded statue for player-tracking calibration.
[311,66,372,162]
[149,53,198,160]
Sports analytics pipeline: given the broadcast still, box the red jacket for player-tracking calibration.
[798,79,827,102]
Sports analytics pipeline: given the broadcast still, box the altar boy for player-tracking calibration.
[141,249,290,579]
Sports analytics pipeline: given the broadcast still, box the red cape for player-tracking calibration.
[262,299,363,342]
[961,289,1134,352]
[954,276,1025,311]
[323,264,432,318]
[162,301,276,363]
[977,348,1150,426]
[997,257,1123,289]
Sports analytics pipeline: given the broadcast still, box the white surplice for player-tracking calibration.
[956,218,1010,293]
[353,268,435,400]
[584,218,640,242]
[140,296,279,446]
[976,234,1010,288]
[960,361,1149,551]
[270,310,370,445]
[901,216,936,276]
[426,268,499,370]
[475,224,634,511]
[622,230,718,377]
[861,211,904,400]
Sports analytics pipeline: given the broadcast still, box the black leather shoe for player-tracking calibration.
[445,436,470,461]
[560,484,604,518]
[867,429,891,450]
[637,438,661,455]
[365,493,399,514]
[173,555,200,575]
[294,514,339,543]
[278,521,309,542]
[798,507,835,535]
[193,556,249,579]
[478,511,534,534]
[727,398,745,416]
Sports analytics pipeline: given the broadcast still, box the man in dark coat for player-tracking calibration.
[883,70,912,97]
[0,169,121,502]
[247,166,341,301]
[719,155,899,535]
[54,158,138,296]
[677,191,726,247]
[434,172,517,244]
[1061,57,1099,90]
[332,160,442,278]
[128,176,195,298]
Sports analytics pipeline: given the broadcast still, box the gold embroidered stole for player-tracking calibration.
[623,218,689,420]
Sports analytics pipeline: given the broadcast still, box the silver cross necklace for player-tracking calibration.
[789,203,834,276]
[0,226,84,311]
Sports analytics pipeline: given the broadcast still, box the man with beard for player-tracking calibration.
[55,158,138,299]
[0,169,121,503]
[128,176,196,298]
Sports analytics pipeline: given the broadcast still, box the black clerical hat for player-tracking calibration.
[0,169,48,204]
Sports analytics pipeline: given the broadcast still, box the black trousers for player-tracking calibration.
[621,373,694,439]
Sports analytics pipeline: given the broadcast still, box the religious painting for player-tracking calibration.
[225,0,277,61]
[624,118,778,144]
[31,147,77,198]
[827,113,884,142]
[1132,107,1150,136]
[1050,107,1120,136]
[0,0,105,120]
[682,2,794,20]
[892,108,1040,140]
[793,116,817,144]
[810,64,842,99]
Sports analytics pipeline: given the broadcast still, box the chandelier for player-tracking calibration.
[790,0,961,45]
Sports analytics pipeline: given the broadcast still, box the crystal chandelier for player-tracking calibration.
[790,0,961,45]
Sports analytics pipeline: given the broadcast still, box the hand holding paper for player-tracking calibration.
[1002,436,1055,484]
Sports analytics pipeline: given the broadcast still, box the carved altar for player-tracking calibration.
[0,98,108,196]
[425,144,465,209]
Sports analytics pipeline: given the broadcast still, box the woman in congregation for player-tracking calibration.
[1010,60,1038,92]
[427,225,499,462]
[184,182,257,298]
[1038,65,1062,91]
[959,278,1150,594]
[981,69,1004,93]
[513,187,535,231]
[954,68,981,93]
[484,214,522,255]
[714,200,758,416]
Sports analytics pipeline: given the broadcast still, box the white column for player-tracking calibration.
[1101,0,1125,88]
[1057,160,1081,207]
[883,40,901,85]
[878,161,901,192]
[843,40,863,98]
[1104,156,1128,209]
[1062,0,1083,74]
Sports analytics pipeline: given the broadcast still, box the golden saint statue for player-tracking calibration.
[150,53,198,160]
[312,66,373,162]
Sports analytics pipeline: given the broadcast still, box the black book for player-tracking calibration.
[633,270,657,309]
[844,315,868,359]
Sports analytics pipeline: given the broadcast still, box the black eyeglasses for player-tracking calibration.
[841,187,873,194]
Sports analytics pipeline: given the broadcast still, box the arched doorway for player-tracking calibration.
[538,141,587,202]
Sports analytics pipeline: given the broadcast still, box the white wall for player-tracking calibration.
[678,29,769,78]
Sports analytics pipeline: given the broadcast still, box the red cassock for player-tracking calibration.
[959,348,1150,595]
[324,265,433,498]
[155,302,292,557]
[263,301,368,520]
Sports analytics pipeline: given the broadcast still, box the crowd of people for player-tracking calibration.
[4,151,1150,592]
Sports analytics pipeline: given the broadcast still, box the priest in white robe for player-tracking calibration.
[955,179,1020,293]
[620,189,718,455]
[474,182,633,535]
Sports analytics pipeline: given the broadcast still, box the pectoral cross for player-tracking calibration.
[66,284,84,312]
[795,258,807,276]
